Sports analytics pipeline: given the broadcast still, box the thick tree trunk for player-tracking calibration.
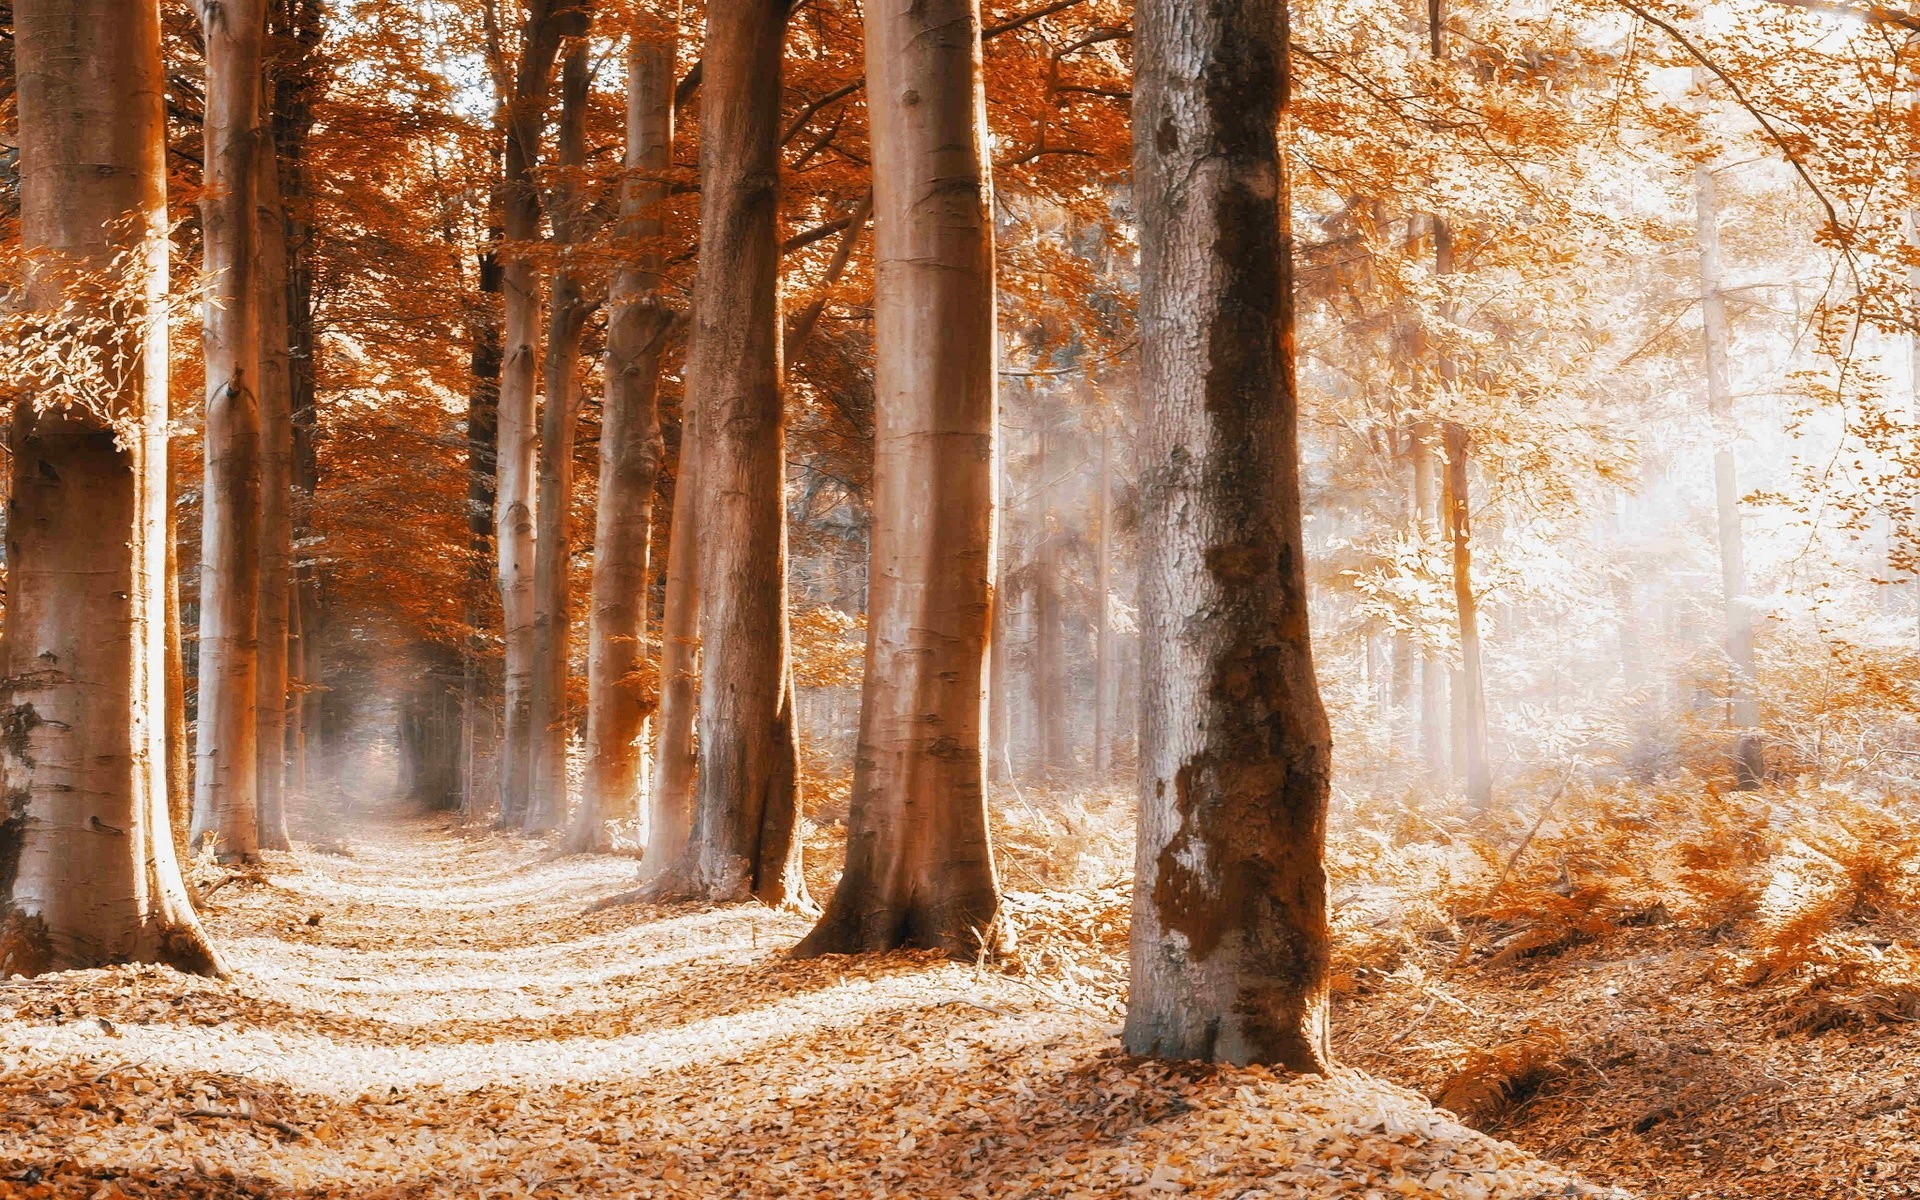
[495,1,580,826]
[190,0,268,863]
[572,24,676,856]
[1442,422,1492,806]
[1124,0,1332,1071]
[795,0,1000,957]
[526,31,596,835]
[1,0,222,978]
[1695,161,1763,788]
[254,116,295,852]
[650,0,806,907]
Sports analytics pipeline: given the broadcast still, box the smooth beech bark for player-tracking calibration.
[1695,160,1764,788]
[255,117,295,851]
[648,0,806,907]
[1442,420,1492,805]
[0,0,221,977]
[494,0,580,826]
[795,0,1001,957]
[645,388,702,874]
[191,0,269,863]
[572,24,676,856]
[526,24,596,835]
[1124,0,1332,1071]
[1094,423,1115,776]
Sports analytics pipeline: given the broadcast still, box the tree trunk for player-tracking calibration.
[1035,412,1068,781]
[526,28,596,835]
[1695,160,1763,788]
[1124,0,1332,1071]
[645,391,703,875]
[494,0,581,826]
[795,0,1000,956]
[190,0,268,864]
[572,23,676,856]
[1410,426,1447,777]
[165,458,193,873]
[464,230,503,822]
[254,109,295,852]
[1,0,222,978]
[650,0,806,907]
[1094,422,1115,777]
[1442,421,1491,806]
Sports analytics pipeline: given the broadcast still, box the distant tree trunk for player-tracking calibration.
[988,427,1012,785]
[1035,412,1068,780]
[278,0,322,803]
[572,23,676,856]
[526,28,596,835]
[1442,421,1492,806]
[795,0,1000,956]
[254,112,295,852]
[190,0,268,863]
[464,230,503,822]
[495,0,581,826]
[1,0,223,978]
[1094,422,1115,776]
[1124,0,1331,1071]
[165,472,193,872]
[1695,160,1763,788]
[1412,431,1447,776]
[648,0,806,907]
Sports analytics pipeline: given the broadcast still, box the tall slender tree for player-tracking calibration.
[526,15,597,834]
[493,0,583,825]
[255,84,297,851]
[795,0,1001,955]
[191,0,271,863]
[1124,0,1333,1070]
[1,0,222,977]
[572,19,677,856]
[648,0,806,906]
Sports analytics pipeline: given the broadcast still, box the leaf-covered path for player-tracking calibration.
[1,816,1619,1198]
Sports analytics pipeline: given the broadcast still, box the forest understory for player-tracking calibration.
[6,777,1918,1199]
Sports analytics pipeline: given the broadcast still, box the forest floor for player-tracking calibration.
[0,811,1621,1200]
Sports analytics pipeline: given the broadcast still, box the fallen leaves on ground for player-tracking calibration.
[0,814,1621,1198]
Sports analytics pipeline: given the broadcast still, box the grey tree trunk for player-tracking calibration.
[1094,423,1115,776]
[526,28,596,835]
[1695,160,1763,788]
[190,0,269,863]
[648,0,807,907]
[1,0,222,977]
[795,0,1001,956]
[572,22,676,855]
[254,113,295,851]
[494,0,583,826]
[1123,0,1332,1071]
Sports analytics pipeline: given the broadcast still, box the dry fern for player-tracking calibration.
[1432,1028,1571,1127]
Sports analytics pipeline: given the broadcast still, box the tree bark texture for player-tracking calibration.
[1442,421,1491,806]
[795,0,1001,956]
[526,26,596,835]
[1123,0,1332,1071]
[1,0,222,977]
[191,0,269,863]
[464,231,503,821]
[494,0,582,826]
[654,0,807,907]
[572,22,676,855]
[254,112,295,851]
[1695,161,1763,789]
[645,383,702,874]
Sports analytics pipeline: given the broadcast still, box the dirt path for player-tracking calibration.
[1,815,1617,1198]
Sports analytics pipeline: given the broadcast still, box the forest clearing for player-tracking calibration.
[10,0,1920,1196]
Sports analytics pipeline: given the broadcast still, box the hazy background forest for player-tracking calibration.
[7,0,1920,1195]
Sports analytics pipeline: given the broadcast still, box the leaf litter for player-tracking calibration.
[0,816,1622,1198]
